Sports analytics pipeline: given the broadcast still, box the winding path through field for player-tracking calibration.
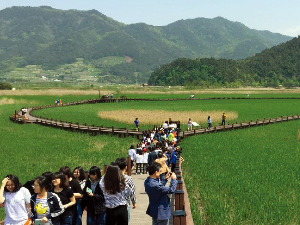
[10,97,300,225]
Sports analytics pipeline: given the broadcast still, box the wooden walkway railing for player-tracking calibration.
[9,97,300,139]
[180,115,300,137]
[172,157,194,225]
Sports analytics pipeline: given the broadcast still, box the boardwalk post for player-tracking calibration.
[173,210,187,225]
[127,156,132,176]
[176,175,182,181]
[176,180,183,190]
[175,190,185,211]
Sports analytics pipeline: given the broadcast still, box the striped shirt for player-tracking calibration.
[123,174,136,207]
[99,176,132,209]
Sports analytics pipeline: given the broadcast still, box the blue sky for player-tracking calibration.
[1,0,300,36]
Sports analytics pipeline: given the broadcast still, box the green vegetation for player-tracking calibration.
[181,121,300,224]
[0,81,12,90]
[0,90,299,223]
[149,37,300,87]
[32,97,300,130]
[0,7,291,84]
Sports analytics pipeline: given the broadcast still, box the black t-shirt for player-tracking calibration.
[54,187,74,217]
[69,179,82,194]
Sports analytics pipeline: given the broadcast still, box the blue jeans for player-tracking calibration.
[76,200,83,225]
[152,218,169,225]
[127,206,130,224]
[61,216,72,225]
[87,209,105,225]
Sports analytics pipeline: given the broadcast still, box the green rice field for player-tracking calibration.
[32,97,299,130]
[181,121,300,224]
[0,89,299,223]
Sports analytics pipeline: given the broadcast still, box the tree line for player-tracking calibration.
[148,37,300,87]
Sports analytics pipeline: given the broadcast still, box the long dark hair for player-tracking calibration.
[4,174,21,192]
[89,166,101,181]
[59,166,72,179]
[73,166,85,181]
[103,165,125,194]
[52,172,69,188]
[41,172,53,191]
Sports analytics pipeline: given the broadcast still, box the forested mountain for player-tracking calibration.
[148,37,300,87]
[0,6,292,83]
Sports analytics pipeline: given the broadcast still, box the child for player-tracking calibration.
[52,172,76,225]
[82,166,106,225]
[31,176,64,225]
[0,175,31,225]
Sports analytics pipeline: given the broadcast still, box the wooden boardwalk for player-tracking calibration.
[130,174,152,225]
[11,107,300,139]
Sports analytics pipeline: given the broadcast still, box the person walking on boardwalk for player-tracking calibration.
[31,176,64,225]
[115,157,137,224]
[128,145,136,169]
[134,118,139,131]
[82,166,106,225]
[144,162,178,225]
[187,118,192,131]
[221,112,227,126]
[207,116,212,129]
[100,165,132,225]
[0,175,31,225]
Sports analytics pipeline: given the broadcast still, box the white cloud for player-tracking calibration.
[278,25,300,37]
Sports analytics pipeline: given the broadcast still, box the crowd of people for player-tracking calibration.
[0,121,184,225]
[0,162,136,225]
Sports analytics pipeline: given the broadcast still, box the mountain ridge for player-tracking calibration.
[0,6,293,83]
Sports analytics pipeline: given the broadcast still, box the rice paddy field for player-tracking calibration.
[0,88,299,224]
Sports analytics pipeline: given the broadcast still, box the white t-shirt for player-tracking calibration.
[136,154,143,164]
[142,153,149,163]
[4,187,31,225]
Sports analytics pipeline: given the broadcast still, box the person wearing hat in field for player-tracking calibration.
[221,112,227,126]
